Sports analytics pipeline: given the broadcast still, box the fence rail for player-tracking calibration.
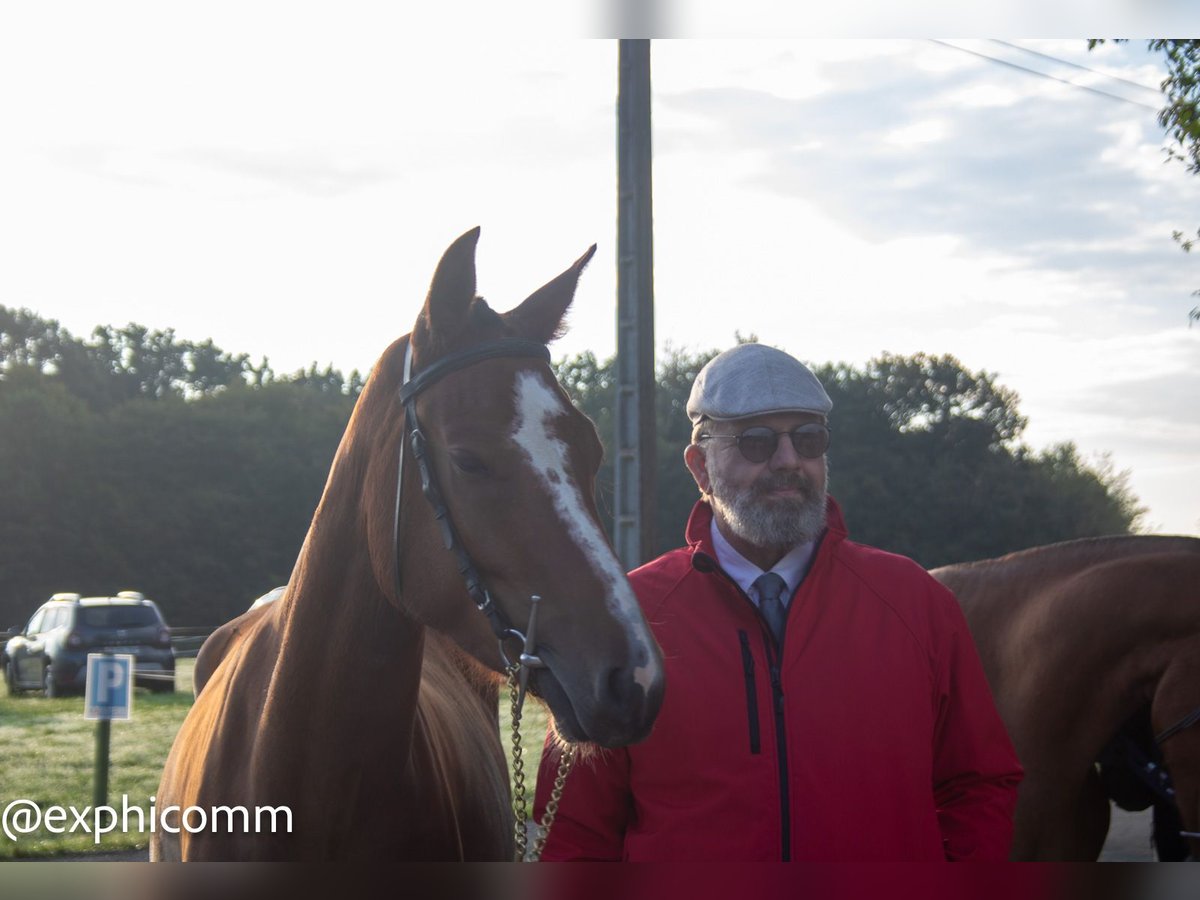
[169,626,219,659]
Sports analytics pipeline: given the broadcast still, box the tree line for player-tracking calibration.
[0,307,1141,628]
[563,342,1142,570]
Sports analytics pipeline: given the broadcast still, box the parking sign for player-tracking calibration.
[84,653,134,720]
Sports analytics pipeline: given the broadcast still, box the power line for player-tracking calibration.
[929,40,1161,113]
[989,39,1162,96]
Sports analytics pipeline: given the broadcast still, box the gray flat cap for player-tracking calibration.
[687,343,832,424]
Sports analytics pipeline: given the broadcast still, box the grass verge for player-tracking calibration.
[0,663,196,859]
[0,660,550,859]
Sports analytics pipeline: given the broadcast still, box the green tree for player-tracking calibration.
[559,345,1142,568]
[0,310,1145,627]
[0,311,360,627]
[79,382,353,624]
[1,305,363,408]
[0,369,101,627]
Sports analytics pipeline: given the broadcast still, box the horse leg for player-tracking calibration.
[1072,769,1113,859]
[1152,800,1189,860]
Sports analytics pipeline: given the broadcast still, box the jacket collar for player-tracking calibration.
[686,495,848,573]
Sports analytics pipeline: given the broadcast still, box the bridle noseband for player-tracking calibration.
[392,336,553,679]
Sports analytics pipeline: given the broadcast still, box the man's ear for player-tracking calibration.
[684,443,711,496]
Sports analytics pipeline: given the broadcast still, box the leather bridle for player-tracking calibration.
[1156,704,1200,747]
[392,335,552,682]
[391,334,580,860]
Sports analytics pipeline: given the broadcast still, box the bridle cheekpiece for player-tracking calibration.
[393,335,552,684]
[391,333,581,860]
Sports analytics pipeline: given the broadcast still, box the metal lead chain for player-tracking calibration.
[508,663,531,862]
[507,665,576,862]
[531,742,576,861]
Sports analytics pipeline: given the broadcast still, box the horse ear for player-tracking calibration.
[507,244,597,343]
[422,227,481,338]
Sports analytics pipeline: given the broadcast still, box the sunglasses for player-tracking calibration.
[700,423,831,464]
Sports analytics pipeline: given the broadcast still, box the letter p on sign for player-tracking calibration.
[85,654,134,720]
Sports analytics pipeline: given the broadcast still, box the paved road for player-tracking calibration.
[1099,806,1157,862]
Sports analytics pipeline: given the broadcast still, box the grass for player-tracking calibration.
[498,680,552,820]
[0,662,196,859]
[0,659,551,859]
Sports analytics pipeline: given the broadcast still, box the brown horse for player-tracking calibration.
[931,535,1200,861]
[152,228,665,861]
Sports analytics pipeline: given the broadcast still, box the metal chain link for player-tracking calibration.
[530,742,576,860]
[506,665,576,862]
[507,664,531,862]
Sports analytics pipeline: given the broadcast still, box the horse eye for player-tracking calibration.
[450,451,489,477]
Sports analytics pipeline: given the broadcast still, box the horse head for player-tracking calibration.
[358,227,664,748]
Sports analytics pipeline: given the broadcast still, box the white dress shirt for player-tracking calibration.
[709,520,816,610]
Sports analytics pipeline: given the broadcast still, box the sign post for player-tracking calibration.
[84,653,134,808]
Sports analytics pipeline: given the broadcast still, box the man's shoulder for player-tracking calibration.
[627,546,702,614]
[629,546,696,588]
[835,538,929,579]
[830,538,958,614]
[827,540,968,665]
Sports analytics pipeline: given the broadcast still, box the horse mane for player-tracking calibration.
[942,534,1200,577]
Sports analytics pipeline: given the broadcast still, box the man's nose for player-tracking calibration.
[769,433,803,468]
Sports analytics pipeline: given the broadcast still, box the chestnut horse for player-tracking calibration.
[152,228,665,861]
[931,535,1200,861]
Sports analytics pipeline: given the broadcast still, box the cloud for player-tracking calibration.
[43,144,402,197]
[164,148,401,197]
[1076,365,1200,428]
[656,41,1200,314]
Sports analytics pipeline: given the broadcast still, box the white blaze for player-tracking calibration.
[510,372,660,691]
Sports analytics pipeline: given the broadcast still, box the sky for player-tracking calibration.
[2,10,1198,537]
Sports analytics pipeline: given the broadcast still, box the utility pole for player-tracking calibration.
[614,39,656,569]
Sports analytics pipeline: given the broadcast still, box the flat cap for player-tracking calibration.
[686,343,832,424]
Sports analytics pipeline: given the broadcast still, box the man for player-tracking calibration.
[533,342,1022,861]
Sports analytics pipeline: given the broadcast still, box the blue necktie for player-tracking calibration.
[754,572,788,645]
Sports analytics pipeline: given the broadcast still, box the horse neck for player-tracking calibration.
[263,436,427,770]
[248,437,513,859]
[958,535,1200,579]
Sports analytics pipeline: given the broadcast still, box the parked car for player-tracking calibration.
[3,591,175,697]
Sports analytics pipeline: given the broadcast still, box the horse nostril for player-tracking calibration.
[604,663,661,722]
[604,665,639,709]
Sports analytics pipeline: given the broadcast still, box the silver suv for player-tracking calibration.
[3,592,175,697]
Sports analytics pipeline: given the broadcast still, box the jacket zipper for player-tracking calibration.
[705,558,792,860]
[737,631,761,754]
[767,639,791,861]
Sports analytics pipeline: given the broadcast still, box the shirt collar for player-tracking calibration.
[709,519,816,605]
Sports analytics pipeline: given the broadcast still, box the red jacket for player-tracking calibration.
[534,498,1021,861]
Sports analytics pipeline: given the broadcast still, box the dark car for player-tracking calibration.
[3,591,175,697]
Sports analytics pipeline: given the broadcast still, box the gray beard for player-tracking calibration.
[709,460,828,549]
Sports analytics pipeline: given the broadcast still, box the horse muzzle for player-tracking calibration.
[532,652,665,748]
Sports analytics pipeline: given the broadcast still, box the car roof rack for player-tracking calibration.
[115,590,146,601]
[50,592,82,603]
